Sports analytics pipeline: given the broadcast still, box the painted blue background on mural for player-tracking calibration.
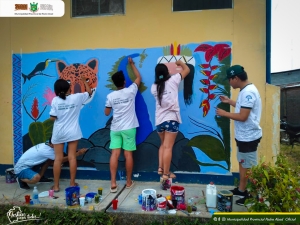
[18,42,232,175]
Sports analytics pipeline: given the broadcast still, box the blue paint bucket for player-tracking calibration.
[65,186,80,206]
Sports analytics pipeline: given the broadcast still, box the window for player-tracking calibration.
[72,0,124,18]
[173,0,233,12]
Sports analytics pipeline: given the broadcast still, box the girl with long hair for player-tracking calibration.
[151,60,190,185]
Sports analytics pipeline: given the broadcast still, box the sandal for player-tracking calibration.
[70,182,79,187]
[157,167,164,175]
[162,172,176,180]
[126,180,135,189]
[110,186,118,193]
[50,186,60,193]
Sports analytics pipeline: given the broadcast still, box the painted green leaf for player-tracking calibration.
[43,119,54,141]
[188,135,226,161]
[29,122,45,145]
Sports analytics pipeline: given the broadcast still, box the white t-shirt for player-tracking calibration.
[234,83,262,142]
[105,83,139,131]
[151,73,182,126]
[50,92,90,144]
[14,143,55,174]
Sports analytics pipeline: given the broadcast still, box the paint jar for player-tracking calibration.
[5,168,16,183]
[65,186,80,206]
[142,189,157,211]
[156,197,167,211]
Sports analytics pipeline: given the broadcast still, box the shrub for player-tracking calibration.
[246,154,300,212]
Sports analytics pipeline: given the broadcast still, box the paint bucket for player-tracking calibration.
[142,189,157,211]
[170,185,185,205]
[5,168,16,183]
[217,190,233,212]
[156,197,167,211]
[65,186,80,206]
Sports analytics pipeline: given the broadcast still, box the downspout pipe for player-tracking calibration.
[266,0,272,84]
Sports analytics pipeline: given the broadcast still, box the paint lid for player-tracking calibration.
[218,190,233,196]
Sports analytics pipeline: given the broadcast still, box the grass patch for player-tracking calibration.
[280,143,300,170]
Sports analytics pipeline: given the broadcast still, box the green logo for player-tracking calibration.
[30,2,38,12]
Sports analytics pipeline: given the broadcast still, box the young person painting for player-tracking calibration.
[105,57,141,193]
[50,77,92,192]
[151,60,190,184]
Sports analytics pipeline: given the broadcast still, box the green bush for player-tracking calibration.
[246,154,300,212]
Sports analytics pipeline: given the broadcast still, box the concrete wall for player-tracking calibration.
[0,0,280,176]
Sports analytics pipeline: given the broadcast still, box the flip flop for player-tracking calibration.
[50,186,60,193]
[126,180,135,189]
[110,186,118,193]
[70,182,79,187]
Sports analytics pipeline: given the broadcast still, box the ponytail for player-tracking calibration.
[58,91,67,100]
[154,64,170,106]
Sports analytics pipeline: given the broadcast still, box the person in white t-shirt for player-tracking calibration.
[216,65,262,206]
[105,57,141,193]
[50,77,92,192]
[14,136,87,190]
[151,60,190,186]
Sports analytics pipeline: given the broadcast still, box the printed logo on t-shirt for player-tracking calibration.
[245,95,252,101]
[112,97,130,105]
[58,103,76,110]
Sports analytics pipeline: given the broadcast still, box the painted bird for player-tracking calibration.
[22,59,58,84]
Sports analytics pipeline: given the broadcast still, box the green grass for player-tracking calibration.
[280,143,300,170]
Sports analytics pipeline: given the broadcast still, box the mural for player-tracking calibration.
[13,42,232,175]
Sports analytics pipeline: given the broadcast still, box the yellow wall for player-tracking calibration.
[0,0,280,172]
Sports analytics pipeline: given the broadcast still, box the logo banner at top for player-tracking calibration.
[0,0,64,17]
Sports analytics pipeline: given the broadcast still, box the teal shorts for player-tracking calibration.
[110,128,137,151]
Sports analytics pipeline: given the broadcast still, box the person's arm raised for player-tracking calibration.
[81,76,92,95]
[175,60,190,79]
[128,57,141,87]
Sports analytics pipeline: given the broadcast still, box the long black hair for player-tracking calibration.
[154,64,171,106]
[54,79,70,100]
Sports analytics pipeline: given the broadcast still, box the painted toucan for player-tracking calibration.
[22,58,58,84]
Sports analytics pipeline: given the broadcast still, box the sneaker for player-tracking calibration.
[39,176,53,183]
[229,187,248,198]
[17,177,30,190]
[236,193,253,206]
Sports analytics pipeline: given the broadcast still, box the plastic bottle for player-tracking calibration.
[206,182,217,208]
[32,186,39,204]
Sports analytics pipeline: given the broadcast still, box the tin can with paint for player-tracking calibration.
[217,190,233,212]
[142,189,157,211]
[170,186,185,206]
[5,168,16,183]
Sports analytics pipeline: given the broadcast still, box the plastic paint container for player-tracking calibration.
[5,168,16,183]
[170,186,185,206]
[142,189,157,211]
[65,186,80,206]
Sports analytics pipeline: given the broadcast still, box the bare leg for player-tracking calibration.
[39,159,52,177]
[238,163,248,192]
[162,131,178,179]
[124,150,133,187]
[110,149,121,188]
[53,143,64,190]
[157,132,165,173]
[21,174,41,184]
[68,140,78,186]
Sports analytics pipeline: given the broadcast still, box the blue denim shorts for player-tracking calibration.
[156,120,179,133]
[16,168,38,181]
